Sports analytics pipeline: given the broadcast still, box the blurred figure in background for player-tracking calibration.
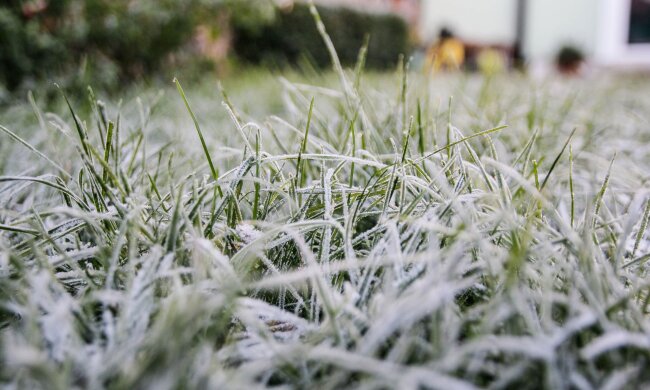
[425,27,465,74]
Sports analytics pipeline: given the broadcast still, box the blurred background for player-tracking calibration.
[1,0,650,100]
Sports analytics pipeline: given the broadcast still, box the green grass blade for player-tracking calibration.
[540,127,576,190]
[174,78,219,184]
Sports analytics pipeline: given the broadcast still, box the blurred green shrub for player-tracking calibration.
[231,4,411,70]
[0,1,73,91]
[556,45,585,74]
[1,1,410,94]
[83,0,198,79]
[0,0,274,94]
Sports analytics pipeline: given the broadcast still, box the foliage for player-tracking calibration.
[556,45,585,68]
[232,3,411,69]
[0,1,73,91]
[82,0,196,78]
[0,0,275,94]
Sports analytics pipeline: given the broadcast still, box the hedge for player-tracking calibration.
[0,0,274,95]
[231,4,411,70]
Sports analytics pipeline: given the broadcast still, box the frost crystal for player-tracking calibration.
[236,223,262,244]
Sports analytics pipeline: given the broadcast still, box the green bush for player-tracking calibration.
[231,4,411,70]
[0,2,72,91]
[0,0,275,94]
[1,1,405,95]
[84,0,206,79]
[556,45,585,68]
[0,0,199,92]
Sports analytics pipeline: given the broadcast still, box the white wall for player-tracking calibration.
[420,0,517,45]
[419,0,598,60]
[524,0,599,62]
[596,0,650,67]
[419,0,650,67]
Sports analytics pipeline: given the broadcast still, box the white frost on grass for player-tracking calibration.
[2,70,650,388]
[236,223,263,244]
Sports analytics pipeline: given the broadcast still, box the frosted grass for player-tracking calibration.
[1,60,650,389]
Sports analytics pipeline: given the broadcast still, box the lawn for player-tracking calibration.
[1,65,650,389]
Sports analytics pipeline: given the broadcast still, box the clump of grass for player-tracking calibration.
[2,14,650,390]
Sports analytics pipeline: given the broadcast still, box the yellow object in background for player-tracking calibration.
[426,37,465,73]
[477,48,506,76]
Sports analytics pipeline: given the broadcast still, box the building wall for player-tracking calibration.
[384,0,650,67]
[420,0,517,45]
[419,0,601,61]
[524,0,599,62]
[596,0,650,67]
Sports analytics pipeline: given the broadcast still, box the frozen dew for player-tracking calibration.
[2,68,650,388]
